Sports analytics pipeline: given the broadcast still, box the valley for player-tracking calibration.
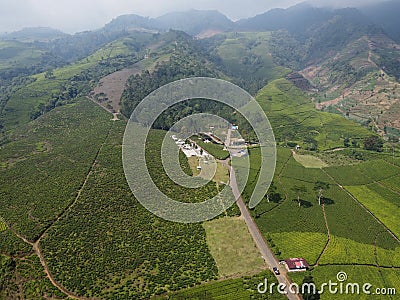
[0,2,399,299]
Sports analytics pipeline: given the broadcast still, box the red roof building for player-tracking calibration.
[284,258,309,272]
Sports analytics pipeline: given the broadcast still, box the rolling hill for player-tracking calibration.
[0,27,68,42]
[0,2,399,299]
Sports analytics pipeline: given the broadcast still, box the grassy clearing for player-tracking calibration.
[293,152,328,168]
[269,232,328,265]
[188,157,229,184]
[202,217,265,277]
[188,156,200,176]
[345,185,400,238]
[214,162,229,184]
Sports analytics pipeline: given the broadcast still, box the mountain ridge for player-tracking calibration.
[2,2,399,43]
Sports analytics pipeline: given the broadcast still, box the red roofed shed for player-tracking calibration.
[284,258,309,272]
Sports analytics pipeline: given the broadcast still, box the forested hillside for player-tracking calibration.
[0,2,399,299]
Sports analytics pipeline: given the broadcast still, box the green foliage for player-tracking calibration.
[0,218,6,232]
[309,265,399,300]
[323,184,397,247]
[0,40,44,72]
[205,31,290,94]
[39,122,218,299]
[1,32,151,129]
[301,275,320,300]
[269,232,327,265]
[326,59,371,87]
[0,99,111,240]
[0,254,66,299]
[0,255,15,298]
[256,79,371,150]
[324,165,372,186]
[1,14,400,299]
[0,229,32,256]
[376,48,400,79]
[345,185,400,238]
[159,270,285,300]
[318,235,399,266]
[121,32,219,117]
[363,135,384,152]
[267,30,306,70]
[194,136,229,160]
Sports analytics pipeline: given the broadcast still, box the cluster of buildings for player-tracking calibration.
[171,135,211,159]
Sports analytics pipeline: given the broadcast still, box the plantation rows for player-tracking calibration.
[322,185,396,247]
[377,176,400,194]
[161,270,285,300]
[310,265,400,300]
[0,228,31,256]
[0,254,66,299]
[40,122,220,299]
[0,99,111,241]
[247,148,399,269]
[324,159,400,186]
[345,185,400,238]
[255,79,372,151]
[269,232,328,265]
[319,234,400,266]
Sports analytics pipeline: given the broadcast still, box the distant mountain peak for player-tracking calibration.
[1,26,68,42]
[155,10,234,35]
[104,14,155,32]
[104,9,234,36]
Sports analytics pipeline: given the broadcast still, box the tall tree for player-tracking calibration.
[313,181,330,205]
[292,185,307,207]
[301,275,320,300]
[363,135,384,152]
[266,182,277,203]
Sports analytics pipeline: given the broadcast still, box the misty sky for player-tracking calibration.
[0,0,390,34]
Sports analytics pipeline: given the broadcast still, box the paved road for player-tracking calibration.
[223,128,301,300]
